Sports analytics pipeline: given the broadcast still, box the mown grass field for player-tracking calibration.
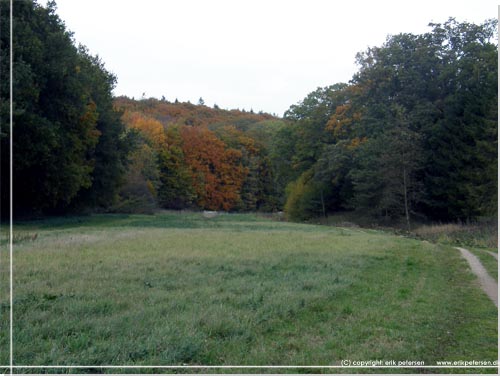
[0,212,497,373]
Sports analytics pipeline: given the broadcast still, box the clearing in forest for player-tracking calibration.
[0,212,497,369]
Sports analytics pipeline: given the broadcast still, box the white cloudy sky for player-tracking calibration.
[53,0,497,116]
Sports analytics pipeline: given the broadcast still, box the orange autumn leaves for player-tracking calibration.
[123,111,167,149]
[123,110,247,211]
[180,126,247,211]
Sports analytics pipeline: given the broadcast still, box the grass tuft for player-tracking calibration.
[412,220,498,249]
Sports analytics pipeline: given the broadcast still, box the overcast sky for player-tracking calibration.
[53,0,498,116]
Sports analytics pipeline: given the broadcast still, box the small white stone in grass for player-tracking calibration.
[203,211,218,218]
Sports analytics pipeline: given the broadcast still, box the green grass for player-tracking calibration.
[468,248,498,282]
[0,212,497,373]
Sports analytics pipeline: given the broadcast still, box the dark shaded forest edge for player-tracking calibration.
[0,1,497,246]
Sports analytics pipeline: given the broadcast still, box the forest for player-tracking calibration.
[0,0,497,227]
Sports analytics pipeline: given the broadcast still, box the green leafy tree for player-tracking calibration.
[314,141,356,212]
[0,0,132,216]
[284,84,347,171]
[157,126,194,209]
[114,132,158,214]
[277,84,351,211]
[1,0,99,215]
[348,19,497,221]
[73,46,135,210]
[350,105,424,229]
[268,123,301,206]
[284,169,331,221]
[421,19,498,219]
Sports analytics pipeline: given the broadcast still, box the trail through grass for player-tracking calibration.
[468,247,498,282]
[0,212,497,371]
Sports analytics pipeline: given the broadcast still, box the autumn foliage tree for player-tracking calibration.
[180,126,247,210]
[116,97,284,212]
[122,111,167,149]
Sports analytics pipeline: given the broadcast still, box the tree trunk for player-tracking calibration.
[403,166,411,232]
[320,189,326,218]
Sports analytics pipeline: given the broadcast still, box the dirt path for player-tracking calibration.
[456,247,498,308]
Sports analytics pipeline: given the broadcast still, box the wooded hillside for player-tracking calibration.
[113,97,286,212]
[1,0,497,225]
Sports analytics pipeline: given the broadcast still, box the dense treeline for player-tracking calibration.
[1,0,497,224]
[0,0,133,217]
[113,97,285,212]
[281,19,497,225]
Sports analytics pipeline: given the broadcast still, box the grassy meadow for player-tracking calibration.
[0,212,497,372]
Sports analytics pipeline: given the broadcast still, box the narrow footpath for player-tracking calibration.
[456,247,498,308]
